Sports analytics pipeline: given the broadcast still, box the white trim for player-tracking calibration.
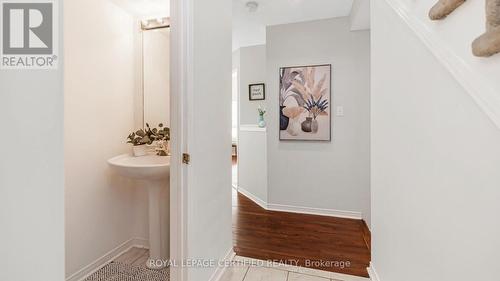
[367,262,381,281]
[382,0,500,130]
[208,248,236,281]
[237,186,268,209]
[240,124,267,132]
[267,203,362,220]
[365,221,372,232]
[237,189,362,220]
[170,0,189,280]
[65,237,149,281]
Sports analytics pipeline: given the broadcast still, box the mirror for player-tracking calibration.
[142,24,170,128]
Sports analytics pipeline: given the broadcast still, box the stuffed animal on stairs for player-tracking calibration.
[429,0,500,57]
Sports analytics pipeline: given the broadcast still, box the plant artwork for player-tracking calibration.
[279,65,331,141]
[429,0,500,57]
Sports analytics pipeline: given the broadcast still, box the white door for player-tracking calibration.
[170,0,233,280]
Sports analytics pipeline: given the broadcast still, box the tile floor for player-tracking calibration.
[220,255,370,281]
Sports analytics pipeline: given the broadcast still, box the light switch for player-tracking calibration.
[336,106,344,117]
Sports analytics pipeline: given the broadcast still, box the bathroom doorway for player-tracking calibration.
[64,0,172,280]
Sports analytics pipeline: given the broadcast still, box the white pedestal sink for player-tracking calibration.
[108,153,170,269]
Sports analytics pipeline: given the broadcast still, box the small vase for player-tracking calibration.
[280,106,289,130]
[287,117,301,136]
[311,119,319,133]
[301,117,313,132]
[132,144,147,157]
[258,115,266,128]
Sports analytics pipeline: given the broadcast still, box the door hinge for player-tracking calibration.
[182,153,190,164]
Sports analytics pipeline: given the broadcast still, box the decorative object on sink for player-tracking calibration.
[127,123,170,157]
[155,140,169,156]
[429,0,500,57]
[127,129,153,157]
[257,106,266,128]
[145,123,170,156]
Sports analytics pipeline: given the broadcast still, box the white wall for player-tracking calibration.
[238,126,268,205]
[64,0,148,277]
[389,0,500,86]
[184,0,233,280]
[236,45,267,125]
[381,0,500,131]
[0,5,65,281]
[266,18,371,223]
[232,49,240,71]
[371,1,500,280]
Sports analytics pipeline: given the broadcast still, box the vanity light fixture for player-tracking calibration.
[141,17,170,30]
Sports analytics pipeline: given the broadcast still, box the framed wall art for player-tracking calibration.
[279,64,331,141]
[249,83,265,101]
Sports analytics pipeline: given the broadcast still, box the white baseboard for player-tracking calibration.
[367,262,381,281]
[237,186,267,210]
[237,189,362,220]
[267,203,362,220]
[66,237,149,281]
[208,248,236,281]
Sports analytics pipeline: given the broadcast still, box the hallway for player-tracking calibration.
[232,189,371,278]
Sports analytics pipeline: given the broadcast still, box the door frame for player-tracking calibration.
[232,68,240,190]
[170,0,190,280]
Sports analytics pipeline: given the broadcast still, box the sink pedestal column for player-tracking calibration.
[146,180,166,270]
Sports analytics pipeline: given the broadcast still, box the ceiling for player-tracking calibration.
[233,0,355,50]
[350,0,370,31]
[110,0,169,19]
[109,0,367,50]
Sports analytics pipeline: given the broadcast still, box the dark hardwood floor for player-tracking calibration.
[232,188,371,278]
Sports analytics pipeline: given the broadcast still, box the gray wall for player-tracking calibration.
[0,3,65,281]
[266,17,371,224]
[238,45,267,125]
[372,1,500,280]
